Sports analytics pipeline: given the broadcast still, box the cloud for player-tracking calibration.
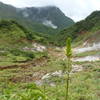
[0,0,100,21]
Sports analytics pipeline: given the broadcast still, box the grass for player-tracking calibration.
[0,40,99,100]
[0,51,99,100]
[0,17,99,100]
[0,20,99,99]
[43,61,100,100]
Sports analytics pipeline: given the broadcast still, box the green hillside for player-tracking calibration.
[0,20,49,65]
[0,20,26,47]
[55,11,100,46]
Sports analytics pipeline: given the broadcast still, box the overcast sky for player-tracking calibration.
[0,0,100,22]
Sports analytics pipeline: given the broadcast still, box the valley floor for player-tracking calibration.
[0,44,100,100]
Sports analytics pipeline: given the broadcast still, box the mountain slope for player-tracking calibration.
[0,20,50,65]
[0,20,26,47]
[20,6,74,29]
[0,20,50,48]
[56,11,100,46]
[0,2,74,34]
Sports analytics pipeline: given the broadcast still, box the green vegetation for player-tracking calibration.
[65,38,72,100]
[56,11,100,46]
[0,20,52,45]
[0,2,74,34]
[45,62,100,100]
[0,83,48,100]
[0,58,99,100]
[0,20,50,67]
[0,2,99,100]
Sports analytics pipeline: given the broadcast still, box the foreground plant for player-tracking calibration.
[65,37,72,100]
[0,83,48,100]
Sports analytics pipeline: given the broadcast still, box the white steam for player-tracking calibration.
[22,11,29,17]
[43,20,58,29]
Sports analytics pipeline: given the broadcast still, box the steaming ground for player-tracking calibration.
[72,56,100,62]
[74,42,100,54]
[73,42,100,62]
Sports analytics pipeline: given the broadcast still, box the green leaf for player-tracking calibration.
[66,37,72,57]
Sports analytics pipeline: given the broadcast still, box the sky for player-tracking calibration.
[0,0,100,22]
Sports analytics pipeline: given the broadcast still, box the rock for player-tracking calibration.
[50,83,56,87]
[51,70,62,77]
[32,43,46,52]
[34,80,43,86]
[35,64,83,86]
[41,70,63,80]
[71,65,83,73]
[42,73,50,80]
[23,43,46,52]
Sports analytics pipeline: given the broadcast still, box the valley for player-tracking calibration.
[0,40,99,100]
[0,1,100,100]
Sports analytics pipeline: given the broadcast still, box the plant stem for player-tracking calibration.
[66,73,69,100]
[43,84,46,95]
[65,57,70,100]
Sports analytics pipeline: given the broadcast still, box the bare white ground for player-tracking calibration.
[74,42,100,54]
[72,55,100,62]
[23,43,46,52]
